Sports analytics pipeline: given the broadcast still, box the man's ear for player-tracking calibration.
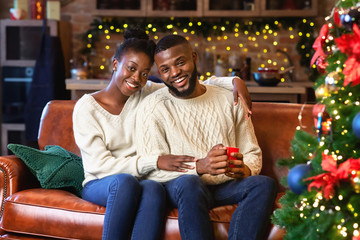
[192,51,198,63]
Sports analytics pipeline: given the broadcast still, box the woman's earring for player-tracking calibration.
[113,67,116,71]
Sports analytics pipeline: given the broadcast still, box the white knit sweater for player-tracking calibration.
[135,84,262,185]
[73,78,234,186]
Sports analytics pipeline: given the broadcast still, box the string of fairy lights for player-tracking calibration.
[81,17,317,80]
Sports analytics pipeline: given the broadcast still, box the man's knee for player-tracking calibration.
[175,174,202,186]
[250,175,277,195]
[167,175,207,200]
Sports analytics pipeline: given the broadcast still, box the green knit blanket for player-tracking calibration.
[8,144,84,197]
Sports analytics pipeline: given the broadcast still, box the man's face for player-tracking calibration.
[155,44,198,98]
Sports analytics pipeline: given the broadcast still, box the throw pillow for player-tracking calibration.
[7,144,84,197]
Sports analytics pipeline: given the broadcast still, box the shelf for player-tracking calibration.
[66,78,311,103]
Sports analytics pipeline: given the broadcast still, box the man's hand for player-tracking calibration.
[196,144,227,175]
[232,77,252,110]
[158,155,197,172]
[225,152,251,179]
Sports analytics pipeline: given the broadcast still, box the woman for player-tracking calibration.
[73,28,251,240]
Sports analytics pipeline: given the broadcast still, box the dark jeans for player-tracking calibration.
[82,173,166,240]
[165,174,277,240]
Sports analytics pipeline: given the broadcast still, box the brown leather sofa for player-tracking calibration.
[0,100,315,240]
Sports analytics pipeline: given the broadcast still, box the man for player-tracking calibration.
[135,34,277,240]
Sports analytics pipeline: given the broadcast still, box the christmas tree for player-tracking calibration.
[272,0,360,239]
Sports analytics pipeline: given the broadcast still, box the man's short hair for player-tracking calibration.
[155,35,190,54]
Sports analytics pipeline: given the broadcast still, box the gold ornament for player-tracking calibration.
[315,84,329,99]
[325,71,340,93]
[352,171,360,194]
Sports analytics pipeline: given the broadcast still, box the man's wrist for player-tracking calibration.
[244,164,252,177]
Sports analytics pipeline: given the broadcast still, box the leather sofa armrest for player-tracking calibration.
[0,155,39,215]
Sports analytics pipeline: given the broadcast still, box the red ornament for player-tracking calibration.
[315,55,328,74]
[311,24,329,66]
[334,8,341,27]
[312,104,331,139]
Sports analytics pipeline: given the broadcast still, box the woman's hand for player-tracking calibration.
[157,155,197,172]
[232,77,252,110]
[225,152,251,179]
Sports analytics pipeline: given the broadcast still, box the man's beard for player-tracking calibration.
[164,64,197,98]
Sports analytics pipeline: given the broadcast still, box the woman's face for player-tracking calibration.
[112,50,152,97]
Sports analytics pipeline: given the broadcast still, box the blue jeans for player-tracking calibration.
[165,175,277,240]
[82,173,166,240]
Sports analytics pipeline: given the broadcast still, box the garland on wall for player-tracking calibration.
[81,17,318,80]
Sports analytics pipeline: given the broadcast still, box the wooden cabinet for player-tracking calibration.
[147,0,202,17]
[92,0,201,17]
[260,0,318,17]
[92,0,147,17]
[0,19,71,70]
[92,0,318,17]
[203,0,260,17]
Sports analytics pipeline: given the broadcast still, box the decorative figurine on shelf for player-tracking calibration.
[282,0,298,10]
[9,8,26,20]
[30,0,45,19]
[155,0,170,10]
[215,55,227,77]
[11,0,28,20]
[70,57,88,80]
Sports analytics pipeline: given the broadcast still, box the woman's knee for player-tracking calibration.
[141,180,166,205]
[109,173,141,195]
[141,180,165,197]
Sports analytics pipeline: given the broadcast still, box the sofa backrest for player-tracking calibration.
[38,100,80,155]
[251,102,314,191]
[38,100,315,191]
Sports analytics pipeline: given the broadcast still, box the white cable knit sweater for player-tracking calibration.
[135,84,262,185]
[73,78,235,186]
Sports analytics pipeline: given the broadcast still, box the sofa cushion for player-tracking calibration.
[1,189,240,240]
[7,144,84,196]
[1,189,104,240]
